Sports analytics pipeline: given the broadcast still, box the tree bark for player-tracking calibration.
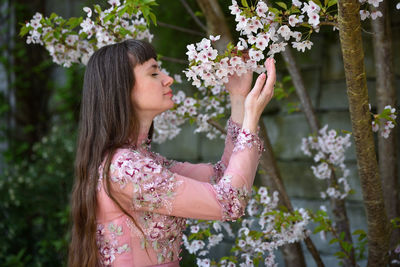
[337,0,390,265]
[195,0,232,52]
[280,50,320,133]
[13,0,52,155]
[281,47,356,266]
[371,2,399,263]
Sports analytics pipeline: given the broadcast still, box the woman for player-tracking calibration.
[69,39,275,267]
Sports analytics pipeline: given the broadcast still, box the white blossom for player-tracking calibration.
[370,10,383,20]
[360,10,370,20]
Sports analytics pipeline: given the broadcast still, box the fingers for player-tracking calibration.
[260,58,276,100]
[250,73,266,97]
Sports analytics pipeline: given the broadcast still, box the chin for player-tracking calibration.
[156,104,174,115]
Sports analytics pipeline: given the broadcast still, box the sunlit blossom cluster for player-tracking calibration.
[301,125,352,199]
[370,105,397,139]
[185,0,388,95]
[23,0,152,67]
[184,187,310,266]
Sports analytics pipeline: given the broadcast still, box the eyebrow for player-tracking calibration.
[147,64,159,70]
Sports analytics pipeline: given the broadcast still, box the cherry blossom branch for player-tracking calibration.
[159,56,188,64]
[206,118,226,134]
[157,21,206,36]
[179,0,207,32]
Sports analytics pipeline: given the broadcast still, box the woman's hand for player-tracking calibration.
[225,50,252,97]
[242,58,276,133]
[226,70,253,124]
[225,70,253,97]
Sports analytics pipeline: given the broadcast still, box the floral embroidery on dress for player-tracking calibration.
[126,213,186,264]
[108,150,182,213]
[210,160,226,184]
[213,175,250,221]
[226,118,242,143]
[148,151,178,170]
[96,223,130,266]
[233,128,264,155]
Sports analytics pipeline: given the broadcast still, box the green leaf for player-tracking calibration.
[19,25,31,37]
[339,232,345,240]
[334,251,346,259]
[53,30,60,39]
[103,13,114,24]
[342,242,353,253]
[341,129,352,135]
[282,75,292,83]
[118,6,129,17]
[329,238,339,244]
[327,0,337,8]
[94,4,102,14]
[352,229,366,236]
[276,2,287,9]
[118,27,132,36]
[49,12,58,20]
[312,0,323,6]
[194,11,203,17]
[149,12,157,25]
[241,0,249,8]
[313,224,325,234]
[67,17,83,29]
[268,7,280,15]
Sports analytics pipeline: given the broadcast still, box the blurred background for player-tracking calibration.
[0,0,399,266]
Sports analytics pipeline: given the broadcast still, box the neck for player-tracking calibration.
[139,118,153,137]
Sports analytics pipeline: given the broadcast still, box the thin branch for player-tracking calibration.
[207,119,226,134]
[160,56,188,65]
[157,21,206,36]
[179,0,207,32]
[319,21,339,27]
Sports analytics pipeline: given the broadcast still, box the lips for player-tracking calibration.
[164,91,173,97]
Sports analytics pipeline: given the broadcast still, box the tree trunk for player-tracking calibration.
[280,49,319,133]
[12,0,52,155]
[337,0,390,265]
[371,2,399,263]
[281,48,356,266]
[195,0,232,52]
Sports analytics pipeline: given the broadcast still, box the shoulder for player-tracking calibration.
[109,148,170,182]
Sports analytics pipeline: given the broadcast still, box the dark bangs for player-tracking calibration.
[124,39,157,65]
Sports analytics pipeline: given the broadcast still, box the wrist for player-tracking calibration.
[230,94,246,103]
[242,115,258,133]
[230,95,245,124]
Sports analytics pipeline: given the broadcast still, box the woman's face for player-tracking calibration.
[131,58,174,118]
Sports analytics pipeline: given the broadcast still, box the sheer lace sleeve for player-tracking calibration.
[103,126,263,221]
[164,118,244,184]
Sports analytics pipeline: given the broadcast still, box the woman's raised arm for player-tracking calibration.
[99,58,276,221]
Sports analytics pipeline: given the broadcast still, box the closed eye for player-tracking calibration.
[151,73,159,77]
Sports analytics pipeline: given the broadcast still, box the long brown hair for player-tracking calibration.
[68,40,157,267]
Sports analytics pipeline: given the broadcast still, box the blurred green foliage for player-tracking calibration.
[0,64,84,265]
[0,0,200,265]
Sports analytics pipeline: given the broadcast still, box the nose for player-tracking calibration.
[162,74,174,87]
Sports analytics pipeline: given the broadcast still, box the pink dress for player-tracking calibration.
[96,119,263,266]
